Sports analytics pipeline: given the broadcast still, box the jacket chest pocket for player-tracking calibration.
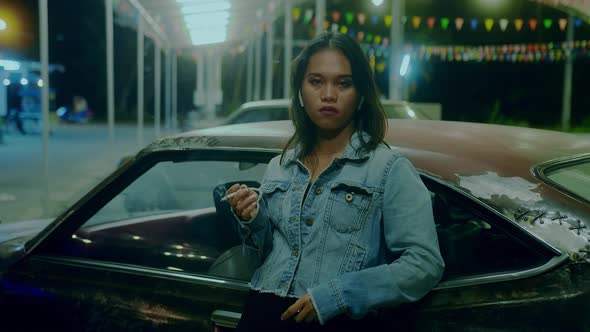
[260,181,291,230]
[325,181,374,233]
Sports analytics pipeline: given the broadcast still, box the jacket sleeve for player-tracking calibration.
[309,156,445,325]
[231,161,277,260]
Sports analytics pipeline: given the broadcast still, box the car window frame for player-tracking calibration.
[533,152,590,206]
[420,173,566,290]
[24,147,566,292]
[28,149,277,257]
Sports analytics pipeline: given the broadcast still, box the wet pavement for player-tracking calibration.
[0,123,177,223]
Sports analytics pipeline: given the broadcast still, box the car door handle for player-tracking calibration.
[211,310,242,329]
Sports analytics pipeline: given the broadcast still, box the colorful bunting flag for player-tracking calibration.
[514,18,524,31]
[292,8,301,21]
[427,17,436,29]
[484,18,494,31]
[371,15,378,25]
[529,19,537,31]
[412,16,421,29]
[559,18,568,31]
[543,19,552,29]
[455,17,464,31]
[499,19,509,31]
[358,13,366,25]
[441,17,450,30]
[304,9,313,24]
[332,11,341,23]
[470,18,478,30]
[385,15,392,27]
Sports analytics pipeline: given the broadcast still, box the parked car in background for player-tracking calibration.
[1,120,589,331]
[189,98,438,129]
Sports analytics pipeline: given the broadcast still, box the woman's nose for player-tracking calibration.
[321,85,336,102]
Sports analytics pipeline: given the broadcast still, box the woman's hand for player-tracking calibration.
[226,183,259,221]
[281,293,318,323]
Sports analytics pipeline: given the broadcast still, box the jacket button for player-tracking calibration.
[292,249,299,257]
[345,193,354,202]
[315,187,323,195]
[305,217,314,226]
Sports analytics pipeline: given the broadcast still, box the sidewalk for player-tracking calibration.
[0,123,176,223]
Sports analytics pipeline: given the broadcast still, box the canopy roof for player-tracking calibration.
[113,0,590,50]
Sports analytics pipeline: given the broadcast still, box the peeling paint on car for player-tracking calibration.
[457,172,542,203]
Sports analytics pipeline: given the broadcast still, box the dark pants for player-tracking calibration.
[236,290,396,332]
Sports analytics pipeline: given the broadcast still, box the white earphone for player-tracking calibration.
[298,90,304,108]
[357,97,364,111]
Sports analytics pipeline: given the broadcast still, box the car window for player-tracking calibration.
[429,184,549,281]
[47,158,268,281]
[230,108,273,124]
[544,160,590,202]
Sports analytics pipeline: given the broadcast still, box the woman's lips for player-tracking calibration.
[319,106,339,115]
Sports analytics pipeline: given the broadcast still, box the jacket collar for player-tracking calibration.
[282,131,371,166]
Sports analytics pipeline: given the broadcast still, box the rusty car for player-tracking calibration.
[1,119,589,331]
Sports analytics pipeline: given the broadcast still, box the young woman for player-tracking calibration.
[227,31,444,331]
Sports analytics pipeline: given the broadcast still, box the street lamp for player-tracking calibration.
[0,19,6,31]
[372,0,384,6]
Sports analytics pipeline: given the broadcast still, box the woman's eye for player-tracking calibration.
[338,81,353,88]
[309,79,321,86]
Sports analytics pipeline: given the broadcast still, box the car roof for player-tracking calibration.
[146,119,589,181]
[238,99,291,109]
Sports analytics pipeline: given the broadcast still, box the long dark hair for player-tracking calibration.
[281,31,387,164]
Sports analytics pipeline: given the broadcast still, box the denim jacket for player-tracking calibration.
[238,131,444,325]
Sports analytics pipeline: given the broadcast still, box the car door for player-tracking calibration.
[406,175,587,331]
[0,149,274,331]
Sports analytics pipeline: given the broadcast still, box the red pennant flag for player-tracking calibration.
[427,17,436,29]
[529,19,537,31]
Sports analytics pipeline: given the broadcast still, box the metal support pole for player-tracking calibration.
[196,52,204,118]
[137,18,144,147]
[154,41,161,138]
[172,54,178,130]
[389,0,404,100]
[284,0,293,98]
[254,33,262,101]
[0,68,6,120]
[214,52,222,118]
[165,50,172,130]
[315,0,325,36]
[265,19,274,100]
[39,0,50,215]
[105,0,115,142]
[247,42,254,101]
[561,15,574,132]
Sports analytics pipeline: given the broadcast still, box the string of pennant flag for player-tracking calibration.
[292,8,588,33]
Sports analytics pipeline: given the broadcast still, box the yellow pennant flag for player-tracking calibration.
[485,18,494,31]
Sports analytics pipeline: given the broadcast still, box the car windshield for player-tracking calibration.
[84,159,268,227]
[545,159,590,202]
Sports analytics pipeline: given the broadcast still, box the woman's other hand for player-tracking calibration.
[226,183,259,221]
[281,293,318,323]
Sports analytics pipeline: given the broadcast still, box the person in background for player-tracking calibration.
[227,31,444,331]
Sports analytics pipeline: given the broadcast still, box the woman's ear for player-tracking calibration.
[357,96,364,111]
[298,90,304,108]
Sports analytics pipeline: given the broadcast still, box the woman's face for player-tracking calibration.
[301,48,360,134]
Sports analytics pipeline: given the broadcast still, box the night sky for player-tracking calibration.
[2,0,589,129]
